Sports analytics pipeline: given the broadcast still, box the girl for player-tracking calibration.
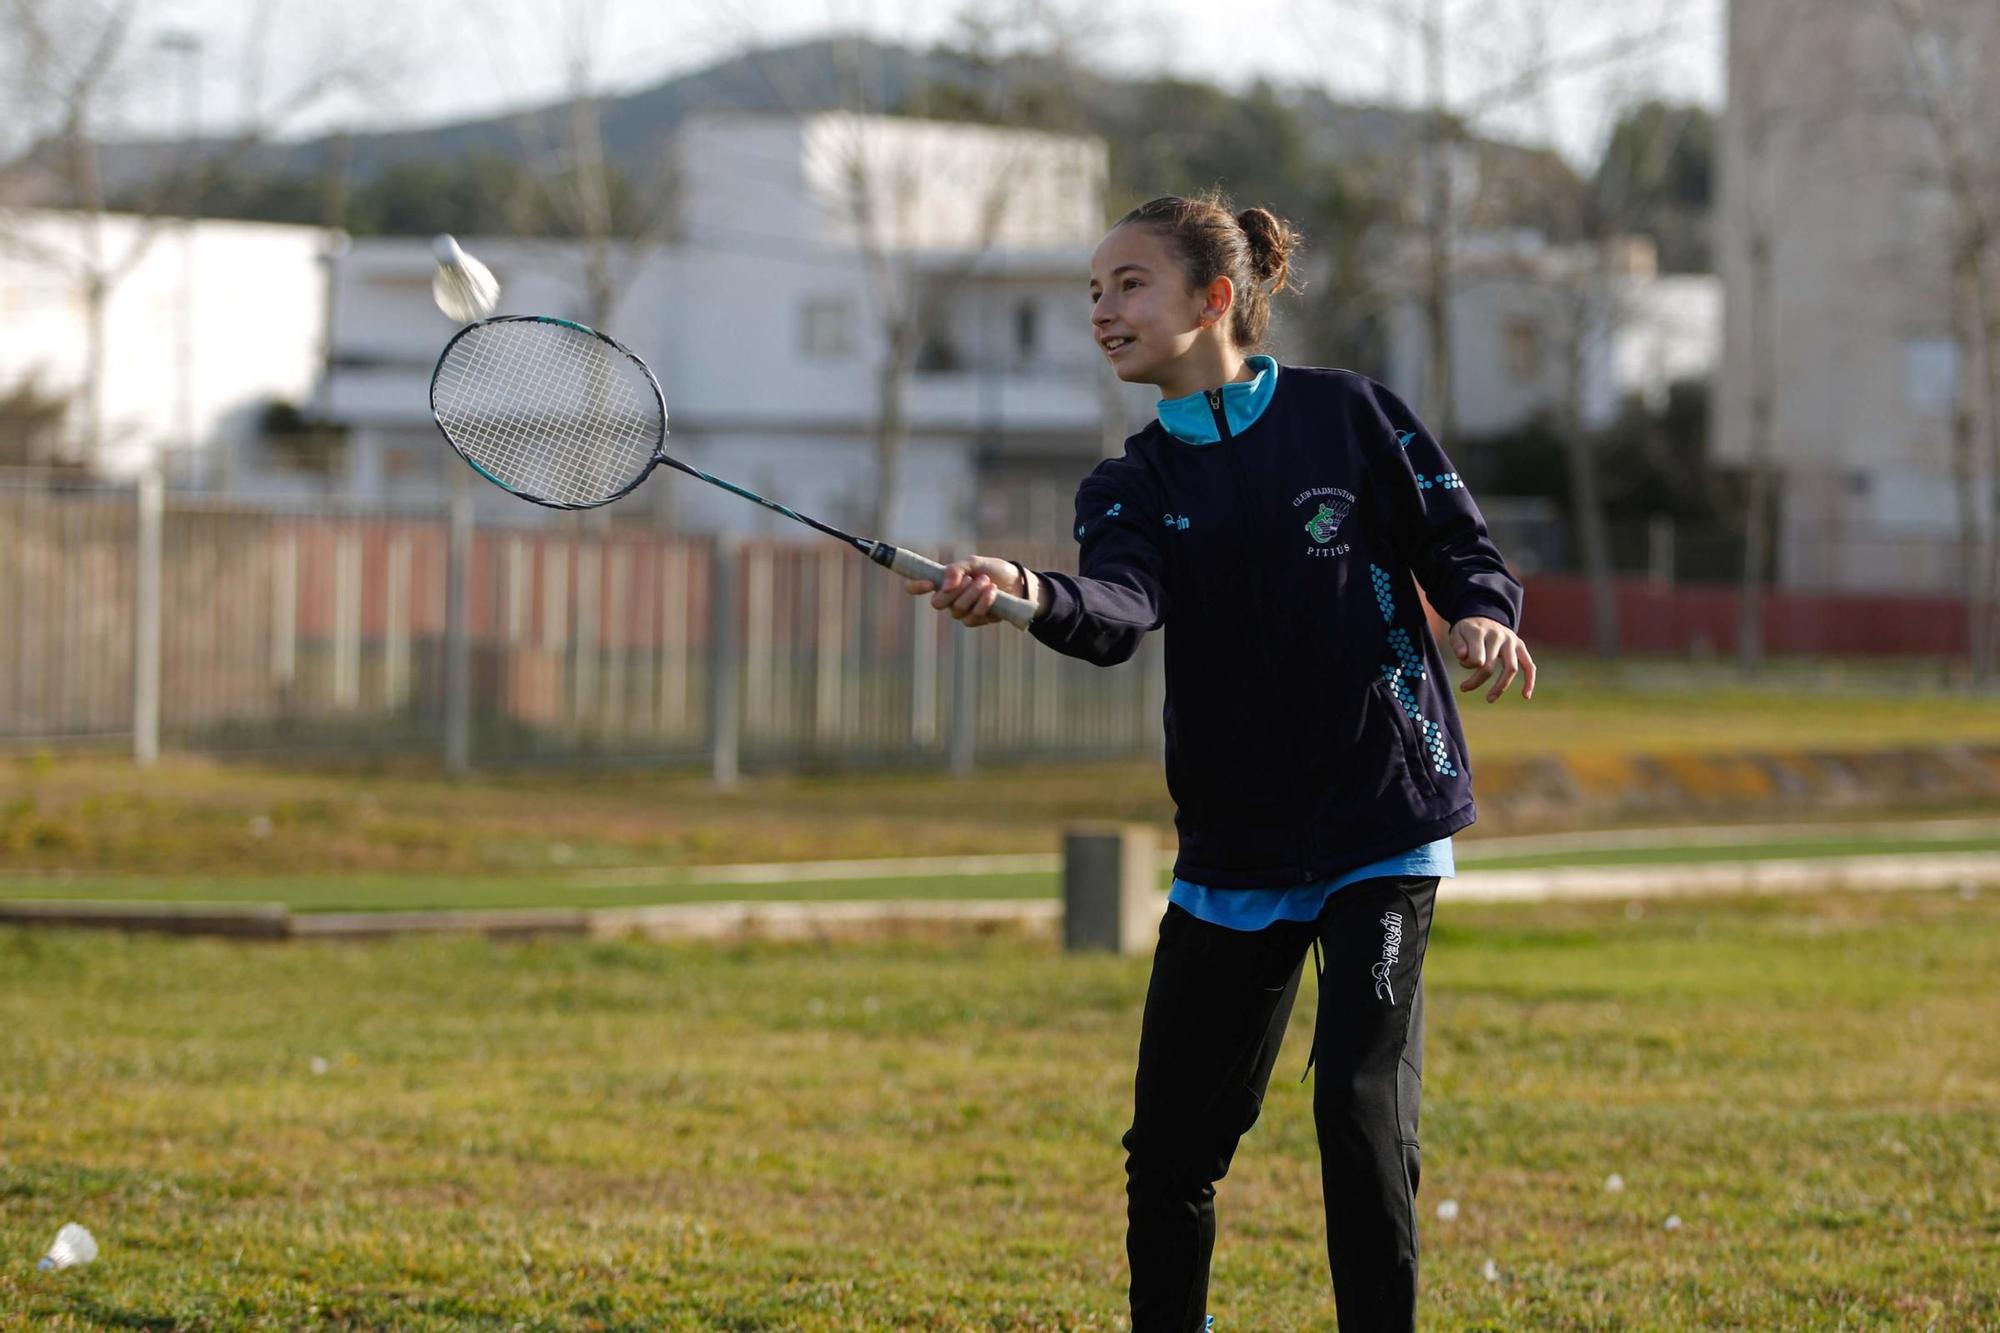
[909,194,1533,1332]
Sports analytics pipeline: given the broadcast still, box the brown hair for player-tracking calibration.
[1116,193,1303,349]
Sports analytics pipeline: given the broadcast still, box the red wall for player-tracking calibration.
[1519,575,1970,657]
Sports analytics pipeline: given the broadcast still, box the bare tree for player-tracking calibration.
[1886,0,2000,682]
[1333,0,1686,444]
[481,0,682,334]
[1544,89,1715,661]
[1543,243,1647,660]
[709,5,1107,538]
[0,0,399,472]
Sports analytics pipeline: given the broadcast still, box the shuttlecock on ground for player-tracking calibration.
[1435,1198,1460,1221]
[36,1223,97,1271]
[432,234,500,322]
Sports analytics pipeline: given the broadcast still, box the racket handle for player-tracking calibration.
[869,544,1038,630]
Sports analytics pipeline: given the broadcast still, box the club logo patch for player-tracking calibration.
[1304,501,1348,544]
[1292,485,1357,553]
[1293,486,1356,558]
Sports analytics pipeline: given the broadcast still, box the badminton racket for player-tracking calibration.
[428,315,1037,628]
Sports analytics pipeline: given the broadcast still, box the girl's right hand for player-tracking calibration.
[906,555,1031,628]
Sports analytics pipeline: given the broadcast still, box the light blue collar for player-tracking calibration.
[1156,355,1279,445]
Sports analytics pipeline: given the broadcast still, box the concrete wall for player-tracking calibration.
[317,114,1129,545]
[0,211,333,480]
[1383,236,1719,438]
[1715,0,2000,591]
[683,113,1109,254]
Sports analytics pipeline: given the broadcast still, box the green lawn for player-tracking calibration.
[9,658,2000,883]
[3,888,1994,1329]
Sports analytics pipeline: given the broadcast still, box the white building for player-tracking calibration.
[1382,231,1720,439]
[0,210,335,481]
[320,112,1132,544]
[1716,0,2000,594]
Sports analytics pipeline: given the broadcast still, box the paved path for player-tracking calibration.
[2,849,1994,943]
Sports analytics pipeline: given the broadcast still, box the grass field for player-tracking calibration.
[10,678,2000,884]
[3,887,1994,1330]
[1,657,1999,877]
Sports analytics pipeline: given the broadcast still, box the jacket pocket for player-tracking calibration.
[1368,674,1442,802]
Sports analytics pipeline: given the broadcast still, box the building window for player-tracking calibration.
[915,329,963,372]
[800,295,856,359]
[1504,318,1540,379]
[1014,300,1039,365]
[1903,336,1958,415]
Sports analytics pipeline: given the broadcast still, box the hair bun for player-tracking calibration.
[1236,207,1298,290]
[1115,193,1302,350]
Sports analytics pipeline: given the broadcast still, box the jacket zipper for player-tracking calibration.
[1209,383,1306,881]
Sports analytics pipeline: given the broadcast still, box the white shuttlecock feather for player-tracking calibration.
[37,1222,97,1271]
[432,234,500,322]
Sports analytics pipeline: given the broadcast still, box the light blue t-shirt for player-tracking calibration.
[1170,839,1455,933]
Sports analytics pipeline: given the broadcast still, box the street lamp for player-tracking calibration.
[156,29,203,489]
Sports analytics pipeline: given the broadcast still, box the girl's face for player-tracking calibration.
[1088,224,1224,388]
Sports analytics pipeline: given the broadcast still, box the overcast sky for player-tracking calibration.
[117,0,1723,168]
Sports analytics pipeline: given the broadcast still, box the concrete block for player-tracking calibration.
[1062,824,1164,955]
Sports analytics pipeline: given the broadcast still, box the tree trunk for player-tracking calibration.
[569,87,616,331]
[80,272,107,469]
[1418,3,1457,441]
[1974,249,2000,680]
[1559,278,1617,659]
[871,315,917,539]
[1950,245,1988,682]
[1566,438,1618,659]
[1421,174,1455,442]
[1739,220,1777,676]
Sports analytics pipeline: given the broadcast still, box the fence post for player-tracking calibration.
[948,621,977,777]
[443,486,473,775]
[132,468,163,767]
[709,536,740,787]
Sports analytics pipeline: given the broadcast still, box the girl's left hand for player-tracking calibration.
[1449,617,1536,702]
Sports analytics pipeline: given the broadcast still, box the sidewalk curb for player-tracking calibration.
[3,851,1996,943]
[1450,851,2000,902]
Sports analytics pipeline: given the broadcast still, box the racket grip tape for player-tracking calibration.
[869,544,1038,630]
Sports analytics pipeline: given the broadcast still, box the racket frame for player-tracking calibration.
[428,315,1038,629]
[430,315,666,512]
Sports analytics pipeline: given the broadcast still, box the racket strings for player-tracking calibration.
[433,321,661,507]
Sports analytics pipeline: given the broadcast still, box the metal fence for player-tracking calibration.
[0,480,1164,772]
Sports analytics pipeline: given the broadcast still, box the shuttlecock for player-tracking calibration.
[432,234,500,322]
[1480,1258,1501,1283]
[1663,1213,1683,1231]
[36,1222,97,1271]
[1435,1198,1460,1221]
[1605,1173,1625,1193]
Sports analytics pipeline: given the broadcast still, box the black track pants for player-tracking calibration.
[1123,875,1437,1333]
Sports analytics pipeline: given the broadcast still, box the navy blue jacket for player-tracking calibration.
[1029,366,1523,889]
